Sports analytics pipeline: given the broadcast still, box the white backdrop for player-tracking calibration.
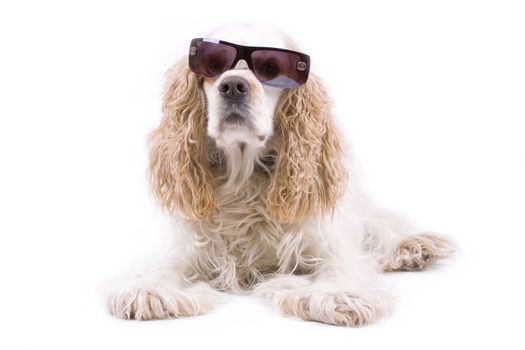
[1,0,524,349]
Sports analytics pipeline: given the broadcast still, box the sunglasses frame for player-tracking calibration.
[188,38,311,87]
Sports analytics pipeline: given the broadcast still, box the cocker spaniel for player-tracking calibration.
[107,24,454,327]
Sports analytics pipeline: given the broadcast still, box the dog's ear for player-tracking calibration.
[148,57,215,219]
[266,73,347,224]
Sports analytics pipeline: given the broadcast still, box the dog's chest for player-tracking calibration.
[220,192,283,262]
[190,177,300,290]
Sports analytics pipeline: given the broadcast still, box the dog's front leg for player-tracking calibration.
[106,254,222,320]
[254,258,392,327]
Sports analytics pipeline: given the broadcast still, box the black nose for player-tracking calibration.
[218,77,249,100]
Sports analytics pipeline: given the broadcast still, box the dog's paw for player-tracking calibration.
[382,232,455,272]
[274,291,389,327]
[106,286,202,320]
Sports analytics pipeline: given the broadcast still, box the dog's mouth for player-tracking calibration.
[223,112,247,125]
[219,103,253,130]
[213,104,269,147]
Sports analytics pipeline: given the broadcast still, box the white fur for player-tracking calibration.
[204,65,282,148]
[106,23,454,326]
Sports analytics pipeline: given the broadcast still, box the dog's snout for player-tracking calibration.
[219,77,249,100]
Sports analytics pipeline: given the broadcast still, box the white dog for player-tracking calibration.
[107,24,454,327]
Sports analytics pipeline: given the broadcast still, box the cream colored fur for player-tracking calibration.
[106,24,455,327]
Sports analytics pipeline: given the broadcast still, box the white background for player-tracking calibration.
[1,0,524,349]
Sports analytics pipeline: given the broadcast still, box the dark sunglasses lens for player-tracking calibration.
[189,40,237,77]
[251,50,307,88]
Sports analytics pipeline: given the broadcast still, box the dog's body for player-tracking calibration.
[107,24,454,326]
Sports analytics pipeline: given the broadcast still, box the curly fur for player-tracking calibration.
[148,58,215,219]
[107,24,455,327]
[267,73,347,223]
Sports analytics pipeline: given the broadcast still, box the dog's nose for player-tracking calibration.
[218,77,249,100]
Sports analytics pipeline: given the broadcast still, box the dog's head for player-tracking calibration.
[149,24,347,223]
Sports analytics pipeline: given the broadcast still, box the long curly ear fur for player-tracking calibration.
[148,58,215,220]
[267,73,347,224]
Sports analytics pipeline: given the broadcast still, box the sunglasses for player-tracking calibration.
[188,38,310,88]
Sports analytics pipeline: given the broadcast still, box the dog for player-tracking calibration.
[106,23,454,327]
